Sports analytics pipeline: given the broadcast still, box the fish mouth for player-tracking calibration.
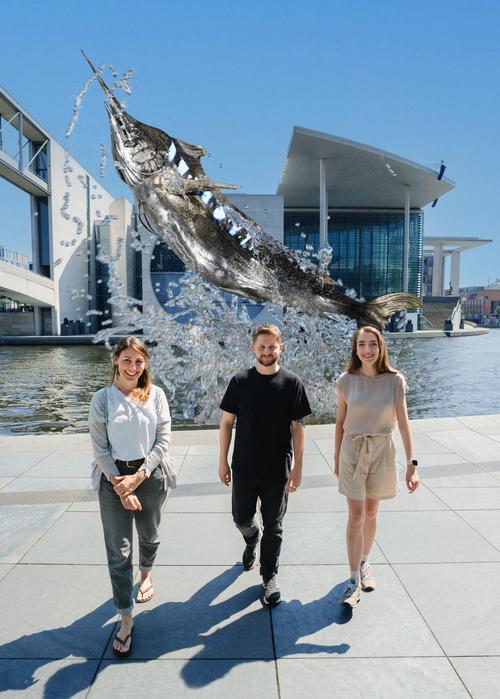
[81,49,152,186]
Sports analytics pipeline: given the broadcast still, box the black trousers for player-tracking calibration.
[231,471,288,583]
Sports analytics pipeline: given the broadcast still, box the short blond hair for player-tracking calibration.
[251,323,282,344]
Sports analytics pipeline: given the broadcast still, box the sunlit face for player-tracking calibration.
[253,333,283,367]
[114,348,147,384]
[356,329,380,367]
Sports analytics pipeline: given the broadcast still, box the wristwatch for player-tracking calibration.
[407,459,418,467]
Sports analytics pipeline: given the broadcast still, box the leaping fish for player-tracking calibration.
[83,52,421,329]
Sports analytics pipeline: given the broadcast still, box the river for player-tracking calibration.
[0,331,498,434]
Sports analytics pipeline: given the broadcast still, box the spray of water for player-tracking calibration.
[93,239,409,425]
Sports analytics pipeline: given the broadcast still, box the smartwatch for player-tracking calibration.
[407,459,418,467]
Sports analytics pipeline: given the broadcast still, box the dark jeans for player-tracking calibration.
[231,471,288,583]
[99,468,167,615]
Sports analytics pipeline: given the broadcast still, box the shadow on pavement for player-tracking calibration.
[0,566,350,696]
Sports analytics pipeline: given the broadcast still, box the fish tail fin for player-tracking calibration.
[357,293,421,329]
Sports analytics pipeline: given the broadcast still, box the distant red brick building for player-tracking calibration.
[462,287,500,319]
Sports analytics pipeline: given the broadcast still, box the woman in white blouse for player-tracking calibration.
[334,325,419,609]
[89,336,172,658]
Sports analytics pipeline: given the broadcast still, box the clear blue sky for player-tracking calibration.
[1,0,499,286]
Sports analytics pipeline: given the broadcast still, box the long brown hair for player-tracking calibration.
[347,325,397,375]
[110,336,152,401]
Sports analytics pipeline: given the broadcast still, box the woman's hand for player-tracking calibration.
[112,472,146,497]
[120,493,142,510]
[406,464,420,493]
[334,459,339,478]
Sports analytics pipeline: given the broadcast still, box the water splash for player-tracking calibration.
[99,144,108,178]
[66,64,105,138]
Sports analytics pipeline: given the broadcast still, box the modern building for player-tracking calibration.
[0,85,135,336]
[423,236,492,297]
[149,127,458,320]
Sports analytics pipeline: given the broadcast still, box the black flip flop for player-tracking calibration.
[113,627,134,658]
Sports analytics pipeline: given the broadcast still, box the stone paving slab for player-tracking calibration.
[0,503,67,563]
[0,658,100,698]
[155,513,244,565]
[1,476,90,494]
[375,510,500,563]
[0,451,55,477]
[418,462,499,487]
[271,565,442,658]
[456,510,500,550]
[21,511,120,565]
[276,657,470,698]
[428,430,500,462]
[429,486,500,510]
[0,564,116,658]
[25,451,92,478]
[280,513,387,564]
[450,657,500,699]
[394,562,500,656]
[89,659,279,698]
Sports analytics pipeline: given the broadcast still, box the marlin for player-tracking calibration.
[83,52,420,329]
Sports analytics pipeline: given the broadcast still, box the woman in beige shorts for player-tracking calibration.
[334,325,419,609]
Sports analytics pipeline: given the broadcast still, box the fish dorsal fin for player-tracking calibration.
[176,139,206,159]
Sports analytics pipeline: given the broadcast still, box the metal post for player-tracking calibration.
[18,112,24,170]
[402,185,410,292]
[319,159,328,249]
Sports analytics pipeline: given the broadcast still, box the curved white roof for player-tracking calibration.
[278,126,455,209]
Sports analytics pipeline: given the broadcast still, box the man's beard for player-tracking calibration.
[257,356,277,367]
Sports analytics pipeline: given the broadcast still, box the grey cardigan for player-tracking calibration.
[88,385,174,490]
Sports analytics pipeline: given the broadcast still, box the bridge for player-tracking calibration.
[0,259,55,307]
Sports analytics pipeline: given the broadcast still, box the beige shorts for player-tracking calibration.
[339,434,398,501]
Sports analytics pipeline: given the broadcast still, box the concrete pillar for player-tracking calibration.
[319,159,328,249]
[432,244,444,296]
[450,250,460,296]
[402,185,410,292]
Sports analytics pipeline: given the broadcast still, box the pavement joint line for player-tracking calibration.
[446,656,475,698]
[268,606,282,699]
[380,542,452,666]
[451,510,500,553]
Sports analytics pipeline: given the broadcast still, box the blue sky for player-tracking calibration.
[1,0,499,286]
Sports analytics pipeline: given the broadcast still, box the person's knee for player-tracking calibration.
[365,505,378,521]
[232,514,255,529]
[348,510,364,528]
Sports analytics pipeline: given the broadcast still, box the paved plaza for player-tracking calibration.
[0,415,499,697]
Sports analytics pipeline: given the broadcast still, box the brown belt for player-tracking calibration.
[115,458,145,474]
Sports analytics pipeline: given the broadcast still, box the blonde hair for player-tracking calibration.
[347,325,397,375]
[110,336,152,401]
[251,323,282,344]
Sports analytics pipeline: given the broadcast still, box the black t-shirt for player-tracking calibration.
[219,366,312,480]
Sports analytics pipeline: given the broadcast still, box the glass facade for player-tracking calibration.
[284,210,423,298]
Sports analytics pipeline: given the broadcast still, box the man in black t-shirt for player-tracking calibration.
[218,323,311,605]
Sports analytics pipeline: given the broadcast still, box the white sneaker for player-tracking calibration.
[262,574,281,606]
[360,561,377,592]
[341,580,361,608]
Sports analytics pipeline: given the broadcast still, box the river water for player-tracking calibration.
[0,331,498,434]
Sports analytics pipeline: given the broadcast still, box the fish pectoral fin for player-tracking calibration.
[182,178,240,194]
[319,272,337,286]
[210,181,240,190]
[176,138,206,158]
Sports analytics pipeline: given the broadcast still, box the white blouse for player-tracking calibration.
[106,384,159,461]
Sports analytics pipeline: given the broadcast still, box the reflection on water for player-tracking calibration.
[0,331,498,434]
